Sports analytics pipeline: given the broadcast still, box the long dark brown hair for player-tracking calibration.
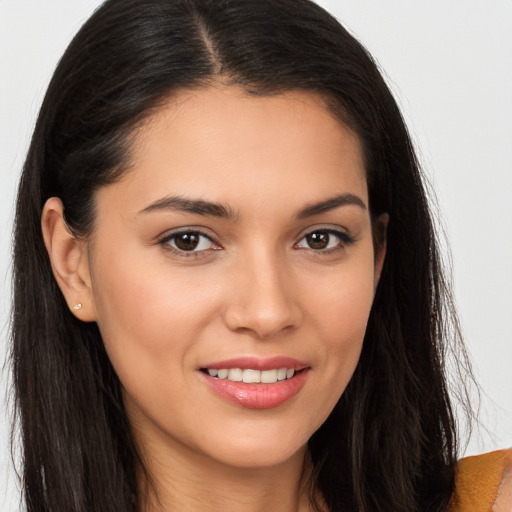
[11,0,474,510]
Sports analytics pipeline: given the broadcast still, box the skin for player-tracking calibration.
[42,86,387,512]
[494,466,512,511]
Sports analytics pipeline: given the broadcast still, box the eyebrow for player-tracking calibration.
[138,192,366,220]
[296,193,367,219]
[138,195,237,220]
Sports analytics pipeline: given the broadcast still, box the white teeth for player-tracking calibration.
[243,369,261,383]
[277,368,287,381]
[260,369,278,384]
[227,368,243,382]
[206,367,297,383]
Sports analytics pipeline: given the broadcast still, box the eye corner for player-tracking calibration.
[158,228,222,258]
[294,227,356,253]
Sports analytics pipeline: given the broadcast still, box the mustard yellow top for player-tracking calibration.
[449,449,512,512]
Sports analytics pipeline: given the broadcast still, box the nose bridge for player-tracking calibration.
[223,244,301,338]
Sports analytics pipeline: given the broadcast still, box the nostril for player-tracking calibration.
[223,301,302,339]
[221,260,303,338]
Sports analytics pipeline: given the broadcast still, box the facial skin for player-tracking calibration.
[43,86,386,511]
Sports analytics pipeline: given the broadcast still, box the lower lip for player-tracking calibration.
[200,369,309,409]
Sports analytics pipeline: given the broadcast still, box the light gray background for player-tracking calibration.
[1,1,511,510]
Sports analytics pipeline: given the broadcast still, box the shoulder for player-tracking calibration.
[449,449,512,512]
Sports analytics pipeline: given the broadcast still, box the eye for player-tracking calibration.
[296,229,353,251]
[162,230,218,253]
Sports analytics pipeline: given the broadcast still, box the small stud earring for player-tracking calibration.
[74,303,82,311]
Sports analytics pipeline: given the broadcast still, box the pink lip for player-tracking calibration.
[201,356,309,372]
[198,356,311,410]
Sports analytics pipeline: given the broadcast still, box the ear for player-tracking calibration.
[41,197,97,322]
[373,213,389,289]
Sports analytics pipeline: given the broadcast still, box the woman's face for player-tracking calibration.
[85,86,385,470]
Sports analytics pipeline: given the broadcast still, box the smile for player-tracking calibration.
[199,357,310,409]
[204,368,296,383]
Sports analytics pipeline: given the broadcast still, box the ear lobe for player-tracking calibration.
[41,197,97,322]
[374,213,389,289]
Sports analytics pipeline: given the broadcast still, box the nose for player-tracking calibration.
[223,250,302,339]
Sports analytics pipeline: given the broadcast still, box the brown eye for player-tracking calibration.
[305,231,331,250]
[296,229,354,252]
[174,232,200,251]
[164,231,216,253]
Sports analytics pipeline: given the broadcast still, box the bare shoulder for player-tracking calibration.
[493,462,512,512]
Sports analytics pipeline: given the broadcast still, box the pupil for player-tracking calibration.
[175,232,199,251]
[307,231,329,249]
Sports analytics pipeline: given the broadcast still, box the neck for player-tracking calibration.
[137,434,314,512]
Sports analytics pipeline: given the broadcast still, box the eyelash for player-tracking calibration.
[158,229,220,259]
[158,227,355,258]
[294,228,356,253]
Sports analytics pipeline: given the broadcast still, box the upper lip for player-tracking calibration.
[200,356,310,371]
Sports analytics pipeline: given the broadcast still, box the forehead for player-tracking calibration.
[99,86,368,216]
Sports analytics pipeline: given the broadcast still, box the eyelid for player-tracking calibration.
[296,223,354,239]
[156,224,355,258]
[294,225,356,251]
[158,227,222,256]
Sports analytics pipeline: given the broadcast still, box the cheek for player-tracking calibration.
[89,257,225,436]
[307,252,375,335]
[88,247,222,384]
[304,256,376,394]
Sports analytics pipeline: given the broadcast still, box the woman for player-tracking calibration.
[9,0,511,511]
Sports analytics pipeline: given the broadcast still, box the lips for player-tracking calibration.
[199,356,310,409]
[205,367,296,383]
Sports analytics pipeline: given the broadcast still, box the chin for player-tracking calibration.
[204,439,307,470]
[188,416,318,470]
